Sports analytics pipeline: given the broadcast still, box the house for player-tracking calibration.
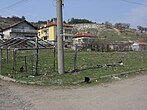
[2,20,38,39]
[131,42,147,51]
[72,32,96,49]
[38,21,74,46]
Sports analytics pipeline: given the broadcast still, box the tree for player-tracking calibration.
[68,18,93,24]
[50,18,57,22]
[137,26,144,33]
[21,16,26,20]
[115,23,130,32]
[105,21,113,29]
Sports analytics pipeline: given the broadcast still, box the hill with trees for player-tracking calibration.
[72,22,147,44]
[0,16,147,44]
[0,16,25,29]
[68,18,93,24]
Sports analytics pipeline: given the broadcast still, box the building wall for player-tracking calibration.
[131,44,147,51]
[73,37,95,46]
[38,25,73,44]
[3,29,12,39]
[38,28,49,40]
[49,26,56,41]
[3,22,37,39]
[13,22,37,33]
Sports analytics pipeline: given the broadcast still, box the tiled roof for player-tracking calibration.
[74,32,96,38]
[3,20,38,31]
[40,21,73,29]
[47,21,73,27]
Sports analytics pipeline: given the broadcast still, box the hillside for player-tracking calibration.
[0,16,147,44]
[0,16,45,29]
[0,16,23,29]
[73,23,147,44]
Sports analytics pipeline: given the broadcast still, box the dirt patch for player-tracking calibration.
[0,74,147,110]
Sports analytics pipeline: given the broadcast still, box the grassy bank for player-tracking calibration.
[1,49,147,86]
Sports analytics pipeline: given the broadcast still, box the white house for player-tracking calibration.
[131,42,147,51]
[2,20,38,39]
[73,32,96,46]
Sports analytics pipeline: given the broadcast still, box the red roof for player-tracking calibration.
[46,21,73,27]
[74,32,96,38]
[133,42,147,45]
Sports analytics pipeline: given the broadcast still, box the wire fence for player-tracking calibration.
[0,48,56,76]
[0,48,147,78]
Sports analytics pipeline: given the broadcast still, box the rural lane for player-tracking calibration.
[0,74,147,110]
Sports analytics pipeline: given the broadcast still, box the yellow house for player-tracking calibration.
[38,21,74,46]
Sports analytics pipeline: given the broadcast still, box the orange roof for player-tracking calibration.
[46,21,73,27]
[74,32,96,38]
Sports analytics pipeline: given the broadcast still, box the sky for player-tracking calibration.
[0,0,147,28]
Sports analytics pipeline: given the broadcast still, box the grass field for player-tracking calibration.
[0,49,147,86]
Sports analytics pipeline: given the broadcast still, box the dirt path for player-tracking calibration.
[0,74,147,110]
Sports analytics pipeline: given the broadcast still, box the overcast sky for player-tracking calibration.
[0,0,147,28]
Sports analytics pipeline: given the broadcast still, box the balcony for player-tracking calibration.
[12,29,37,33]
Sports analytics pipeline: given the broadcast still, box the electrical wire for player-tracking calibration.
[120,0,147,6]
[0,0,29,11]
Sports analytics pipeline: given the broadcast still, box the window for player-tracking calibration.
[44,36,48,40]
[0,34,4,39]
[41,29,48,34]
[25,35,35,38]
[65,36,69,40]
[64,29,72,34]
[38,32,41,36]
[83,38,88,43]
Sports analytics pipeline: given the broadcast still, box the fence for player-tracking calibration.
[0,48,56,76]
[0,48,147,79]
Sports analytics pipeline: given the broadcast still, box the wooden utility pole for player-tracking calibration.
[56,0,64,74]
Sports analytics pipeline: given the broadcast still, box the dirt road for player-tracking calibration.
[0,74,147,110]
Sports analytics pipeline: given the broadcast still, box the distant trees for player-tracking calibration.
[0,16,26,21]
[50,18,57,22]
[21,16,26,20]
[137,26,147,33]
[68,18,93,24]
[105,21,113,29]
[115,23,130,32]
[7,16,22,21]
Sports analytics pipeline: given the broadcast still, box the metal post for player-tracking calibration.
[35,36,39,75]
[73,44,78,72]
[56,0,64,74]
[24,56,27,73]
[13,49,16,73]
[6,48,9,64]
[53,46,56,71]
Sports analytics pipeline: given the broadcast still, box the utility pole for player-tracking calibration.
[56,0,64,74]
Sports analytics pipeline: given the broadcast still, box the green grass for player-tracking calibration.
[0,49,147,86]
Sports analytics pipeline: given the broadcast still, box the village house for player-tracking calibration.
[131,42,147,51]
[38,21,74,46]
[72,32,96,49]
[2,20,38,39]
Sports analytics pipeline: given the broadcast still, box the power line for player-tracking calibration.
[0,0,29,11]
[120,0,147,6]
